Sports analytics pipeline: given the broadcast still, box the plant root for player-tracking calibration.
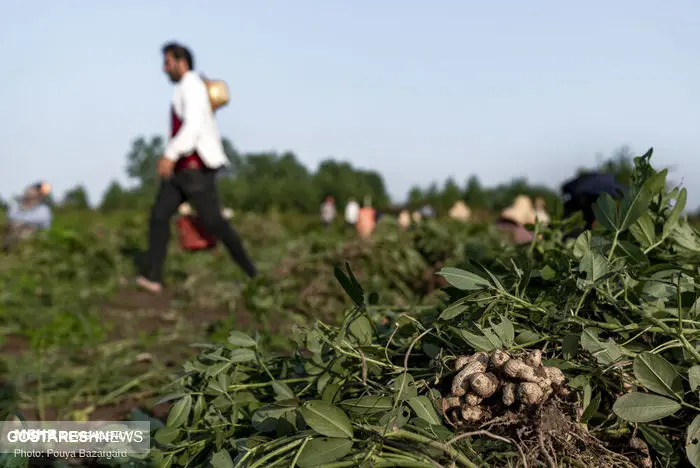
[439,348,638,467]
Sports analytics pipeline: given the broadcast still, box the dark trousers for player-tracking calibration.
[142,168,257,284]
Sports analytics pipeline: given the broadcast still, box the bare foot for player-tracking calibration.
[135,276,163,294]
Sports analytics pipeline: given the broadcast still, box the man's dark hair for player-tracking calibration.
[162,42,194,70]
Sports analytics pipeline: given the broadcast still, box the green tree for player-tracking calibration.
[406,186,424,209]
[440,177,462,212]
[222,138,242,171]
[126,136,164,187]
[463,175,488,209]
[62,185,90,210]
[313,159,389,210]
[100,181,129,212]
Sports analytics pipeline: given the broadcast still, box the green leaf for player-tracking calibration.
[579,251,610,283]
[458,328,502,352]
[479,265,507,292]
[580,328,621,366]
[232,390,258,404]
[272,381,295,400]
[379,404,411,430]
[612,392,681,423]
[617,241,649,266]
[348,315,373,346]
[339,396,394,415]
[206,362,232,378]
[210,449,234,468]
[334,263,364,306]
[152,393,187,407]
[392,373,417,403]
[166,395,192,428]
[619,170,666,232]
[638,424,674,460]
[489,315,515,347]
[227,331,256,348]
[297,437,354,468]
[580,391,600,424]
[408,396,441,425]
[686,414,700,468]
[573,231,592,259]
[539,265,557,281]
[689,366,700,391]
[664,187,687,238]
[671,223,700,253]
[591,193,618,231]
[192,395,206,422]
[439,298,469,320]
[300,400,353,438]
[154,426,179,445]
[515,330,540,345]
[321,383,342,404]
[562,334,579,360]
[156,453,174,468]
[251,400,299,433]
[306,330,323,355]
[630,212,656,249]
[229,348,256,363]
[422,342,441,359]
[583,380,592,410]
[633,352,683,399]
[206,378,227,395]
[437,267,491,291]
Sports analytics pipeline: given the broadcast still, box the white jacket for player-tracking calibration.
[345,200,359,223]
[164,71,229,169]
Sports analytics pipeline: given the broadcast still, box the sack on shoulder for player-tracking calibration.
[201,75,230,112]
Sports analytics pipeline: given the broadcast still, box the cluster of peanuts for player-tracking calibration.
[441,348,568,424]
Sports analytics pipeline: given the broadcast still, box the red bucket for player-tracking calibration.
[176,215,217,251]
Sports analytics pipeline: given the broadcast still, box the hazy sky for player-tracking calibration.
[2,1,699,209]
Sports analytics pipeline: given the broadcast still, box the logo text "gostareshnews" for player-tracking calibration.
[0,420,151,455]
[7,428,145,444]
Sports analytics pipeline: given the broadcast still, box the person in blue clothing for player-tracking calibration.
[2,181,52,252]
[419,203,436,219]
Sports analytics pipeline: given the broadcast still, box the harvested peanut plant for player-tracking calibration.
[148,149,700,467]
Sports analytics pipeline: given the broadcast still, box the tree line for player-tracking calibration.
[1,136,637,218]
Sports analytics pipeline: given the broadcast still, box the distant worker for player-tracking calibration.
[321,195,336,228]
[397,210,411,230]
[534,197,550,225]
[412,210,422,224]
[344,198,359,229]
[3,181,53,252]
[495,195,536,244]
[448,200,471,221]
[420,203,436,219]
[561,172,626,238]
[135,41,257,294]
[356,196,376,238]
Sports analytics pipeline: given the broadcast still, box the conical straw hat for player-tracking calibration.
[500,195,536,226]
[449,200,471,221]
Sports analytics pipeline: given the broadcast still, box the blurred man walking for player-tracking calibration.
[135,42,257,293]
